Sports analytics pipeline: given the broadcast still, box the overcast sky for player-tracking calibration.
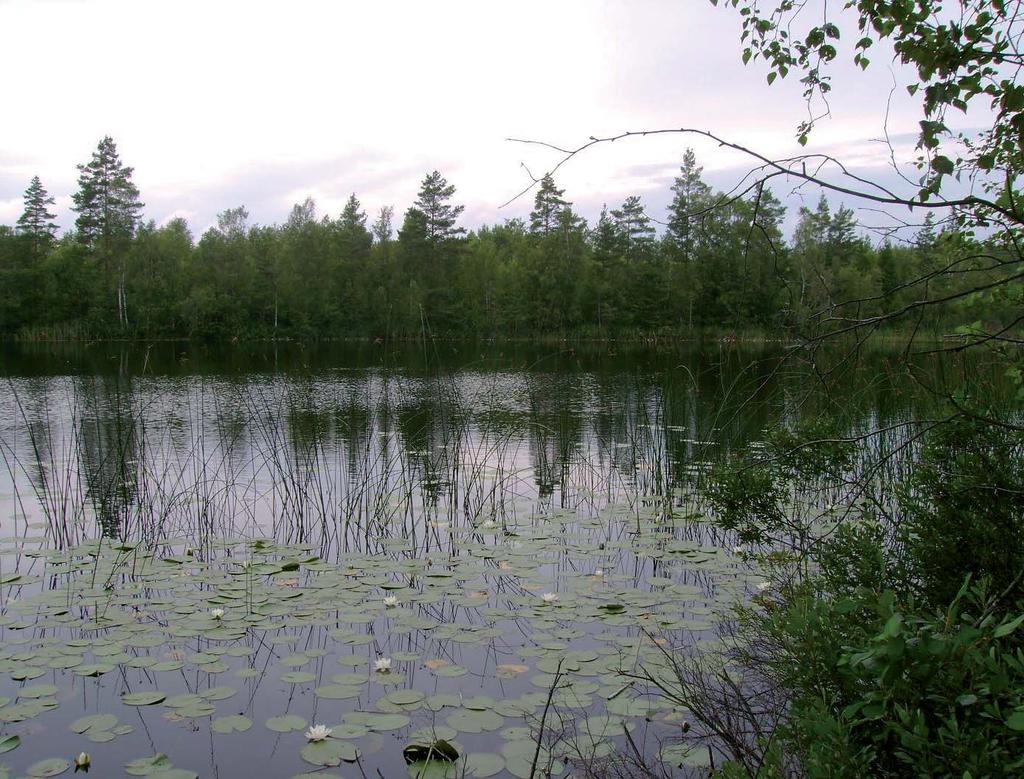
[0,0,977,238]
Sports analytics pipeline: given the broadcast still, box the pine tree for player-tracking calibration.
[413,171,465,242]
[611,195,655,261]
[16,176,58,256]
[339,194,367,232]
[592,205,622,266]
[336,194,371,260]
[665,149,712,262]
[529,175,568,236]
[71,136,144,329]
[72,136,144,251]
[372,206,394,245]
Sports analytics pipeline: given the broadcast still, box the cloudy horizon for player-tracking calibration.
[0,0,980,239]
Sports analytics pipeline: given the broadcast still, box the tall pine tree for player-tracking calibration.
[611,195,655,262]
[72,136,144,328]
[413,171,465,243]
[72,136,144,250]
[16,176,58,257]
[665,149,712,263]
[529,175,568,237]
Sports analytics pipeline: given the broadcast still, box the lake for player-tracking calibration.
[0,340,989,778]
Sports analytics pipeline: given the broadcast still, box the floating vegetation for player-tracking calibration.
[0,506,757,777]
[0,344,856,775]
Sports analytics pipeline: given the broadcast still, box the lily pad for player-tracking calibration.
[266,714,307,733]
[212,714,252,734]
[27,758,71,777]
[301,739,359,766]
[122,691,167,706]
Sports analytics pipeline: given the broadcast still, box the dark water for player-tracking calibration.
[0,340,993,778]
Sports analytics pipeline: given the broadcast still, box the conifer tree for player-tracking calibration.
[72,136,144,251]
[372,206,394,245]
[665,149,712,262]
[413,171,465,242]
[16,176,58,256]
[611,195,655,261]
[71,136,144,328]
[336,194,372,260]
[529,175,568,236]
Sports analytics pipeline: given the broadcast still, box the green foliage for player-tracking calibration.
[0,150,1010,340]
[717,0,1022,214]
[898,416,1024,605]
[705,415,855,544]
[705,413,1024,778]
[72,136,144,250]
[764,582,1024,778]
[16,176,58,256]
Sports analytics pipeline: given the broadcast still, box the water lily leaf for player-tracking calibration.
[0,734,19,754]
[18,684,58,699]
[73,662,115,676]
[464,752,505,778]
[125,752,172,775]
[431,664,468,678]
[281,671,315,684]
[121,691,167,706]
[301,739,359,766]
[199,686,237,701]
[10,668,44,681]
[27,758,71,777]
[403,739,459,764]
[446,709,503,733]
[345,711,410,731]
[266,714,307,733]
[71,713,118,733]
[211,714,252,734]
[386,689,426,706]
[315,684,361,700]
[661,742,711,767]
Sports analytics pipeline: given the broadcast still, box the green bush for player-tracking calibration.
[898,417,1024,605]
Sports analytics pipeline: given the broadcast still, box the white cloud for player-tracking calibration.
[0,0,968,235]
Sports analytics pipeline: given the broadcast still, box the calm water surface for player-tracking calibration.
[0,341,984,778]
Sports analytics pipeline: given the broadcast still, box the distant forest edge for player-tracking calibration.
[1,136,1008,341]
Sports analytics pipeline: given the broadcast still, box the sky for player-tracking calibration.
[0,0,980,238]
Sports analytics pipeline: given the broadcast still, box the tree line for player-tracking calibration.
[0,137,1006,340]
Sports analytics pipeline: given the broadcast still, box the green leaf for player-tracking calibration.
[27,758,71,777]
[211,714,252,734]
[121,691,167,706]
[931,155,955,175]
[1006,710,1024,731]
[994,613,1024,638]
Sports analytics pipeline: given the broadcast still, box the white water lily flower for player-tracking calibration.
[756,581,771,592]
[305,724,332,742]
[594,569,604,577]
[374,657,392,673]
[75,752,90,770]
[541,592,559,603]
[210,608,225,619]
[733,545,745,555]
[383,595,398,608]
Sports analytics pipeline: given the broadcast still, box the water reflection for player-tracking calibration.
[0,340,980,554]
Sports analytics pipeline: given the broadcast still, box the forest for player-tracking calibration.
[1,140,1007,340]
